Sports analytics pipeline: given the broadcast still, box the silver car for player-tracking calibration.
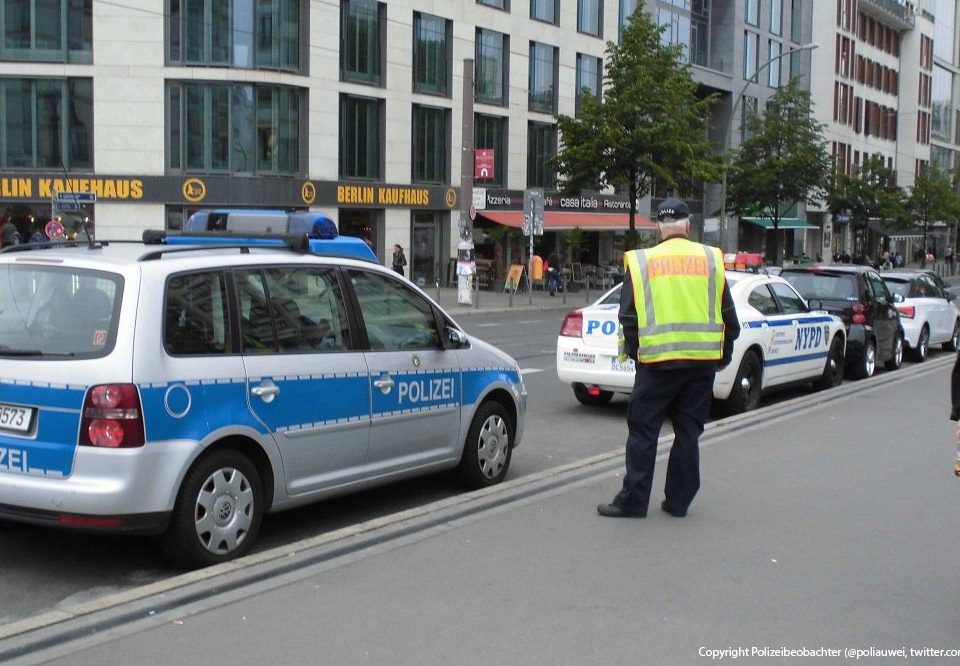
[0,232,525,568]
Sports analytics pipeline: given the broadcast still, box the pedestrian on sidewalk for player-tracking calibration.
[598,198,740,519]
[546,252,560,296]
[392,244,407,276]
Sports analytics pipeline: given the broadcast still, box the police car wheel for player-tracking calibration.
[884,333,903,370]
[943,320,960,352]
[456,402,512,489]
[723,351,762,415]
[814,335,845,391]
[572,383,614,406]
[162,449,264,569]
[911,326,929,362]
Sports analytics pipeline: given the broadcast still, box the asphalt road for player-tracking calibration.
[0,307,952,628]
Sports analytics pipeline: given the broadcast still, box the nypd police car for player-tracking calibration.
[0,213,525,568]
[557,271,846,413]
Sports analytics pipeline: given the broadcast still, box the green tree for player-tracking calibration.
[551,0,720,249]
[728,79,829,266]
[826,154,904,260]
[904,166,960,263]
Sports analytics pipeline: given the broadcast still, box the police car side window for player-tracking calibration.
[769,282,806,314]
[261,266,349,353]
[747,286,779,315]
[164,271,230,356]
[236,270,276,353]
[348,270,441,351]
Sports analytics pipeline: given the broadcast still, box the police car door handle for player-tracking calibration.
[251,379,280,403]
[373,373,395,394]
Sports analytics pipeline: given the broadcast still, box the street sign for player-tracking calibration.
[54,202,81,212]
[472,188,486,211]
[474,149,495,180]
[524,188,545,236]
[54,191,96,204]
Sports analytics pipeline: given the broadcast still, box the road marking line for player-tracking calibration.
[475,323,500,328]
[520,368,543,375]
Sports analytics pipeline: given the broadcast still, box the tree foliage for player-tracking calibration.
[727,79,829,265]
[551,0,720,249]
[826,154,904,258]
[905,166,960,256]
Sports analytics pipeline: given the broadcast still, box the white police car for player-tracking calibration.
[556,271,846,413]
[0,216,525,568]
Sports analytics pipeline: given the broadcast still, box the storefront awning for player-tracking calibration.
[477,210,655,231]
[741,217,817,230]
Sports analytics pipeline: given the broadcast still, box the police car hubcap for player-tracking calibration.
[194,467,254,554]
[477,415,508,479]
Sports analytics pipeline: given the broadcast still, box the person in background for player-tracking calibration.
[546,252,561,296]
[392,244,407,276]
[597,198,740,519]
[1,222,20,248]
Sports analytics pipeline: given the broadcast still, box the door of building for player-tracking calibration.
[411,212,440,287]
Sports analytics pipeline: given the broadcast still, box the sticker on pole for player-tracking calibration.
[45,220,65,239]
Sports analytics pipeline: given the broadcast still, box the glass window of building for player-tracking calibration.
[743,31,759,79]
[475,114,507,187]
[770,0,782,35]
[576,53,602,115]
[1,78,92,169]
[745,0,759,26]
[934,0,956,62]
[790,0,802,43]
[412,104,449,184]
[476,29,508,106]
[167,0,301,71]
[529,42,558,114]
[741,95,758,140]
[767,40,781,87]
[477,0,509,9]
[932,66,953,142]
[619,0,640,39]
[341,0,383,86]
[413,12,450,96]
[578,0,602,37]
[527,121,557,188]
[1,0,91,63]
[339,94,382,179]
[167,82,302,175]
[658,7,691,59]
[531,0,558,24]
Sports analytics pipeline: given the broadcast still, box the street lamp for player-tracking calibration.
[718,42,818,252]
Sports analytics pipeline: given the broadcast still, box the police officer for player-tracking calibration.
[598,198,740,519]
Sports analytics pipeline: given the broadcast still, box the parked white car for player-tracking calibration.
[556,271,847,414]
[880,270,960,361]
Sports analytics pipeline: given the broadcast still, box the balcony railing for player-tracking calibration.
[858,0,916,30]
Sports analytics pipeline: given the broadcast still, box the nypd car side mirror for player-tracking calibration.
[445,326,469,349]
[807,298,822,311]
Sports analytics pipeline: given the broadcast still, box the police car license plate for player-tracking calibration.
[0,403,32,433]
[610,357,635,373]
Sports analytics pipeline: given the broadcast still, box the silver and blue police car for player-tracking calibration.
[0,213,526,568]
[556,271,846,413]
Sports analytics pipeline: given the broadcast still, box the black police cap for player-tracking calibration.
[656,198,689,222]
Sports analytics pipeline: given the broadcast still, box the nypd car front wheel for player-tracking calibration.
[162,449,264,569]
[456,402,513,489]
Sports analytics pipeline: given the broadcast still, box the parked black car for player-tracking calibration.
[780,264,904,379]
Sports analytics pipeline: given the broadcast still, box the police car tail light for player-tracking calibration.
[80,384,145,448]
[560,312,583,337]
[851,303,867,325]
[896,305,915,319]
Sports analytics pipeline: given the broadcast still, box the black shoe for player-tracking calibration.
[661,500,687,517]
[597,503,646,518]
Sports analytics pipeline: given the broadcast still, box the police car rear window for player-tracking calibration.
[0,265,122,359]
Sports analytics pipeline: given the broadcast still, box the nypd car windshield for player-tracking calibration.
[0,265,122,359]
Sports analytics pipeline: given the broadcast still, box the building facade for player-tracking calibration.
[5,1,957,277]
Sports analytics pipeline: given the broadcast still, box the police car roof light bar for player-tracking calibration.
[140,229,378,263]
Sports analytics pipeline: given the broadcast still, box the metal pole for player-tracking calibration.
[528,234,534,305]
[458,59,476,307]
[718,43,818,254]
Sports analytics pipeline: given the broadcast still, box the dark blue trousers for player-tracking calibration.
[613,363,715,515]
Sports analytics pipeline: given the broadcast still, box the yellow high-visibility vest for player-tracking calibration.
[624,238,725,363]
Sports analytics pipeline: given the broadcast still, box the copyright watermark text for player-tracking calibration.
[698,646,960,660]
